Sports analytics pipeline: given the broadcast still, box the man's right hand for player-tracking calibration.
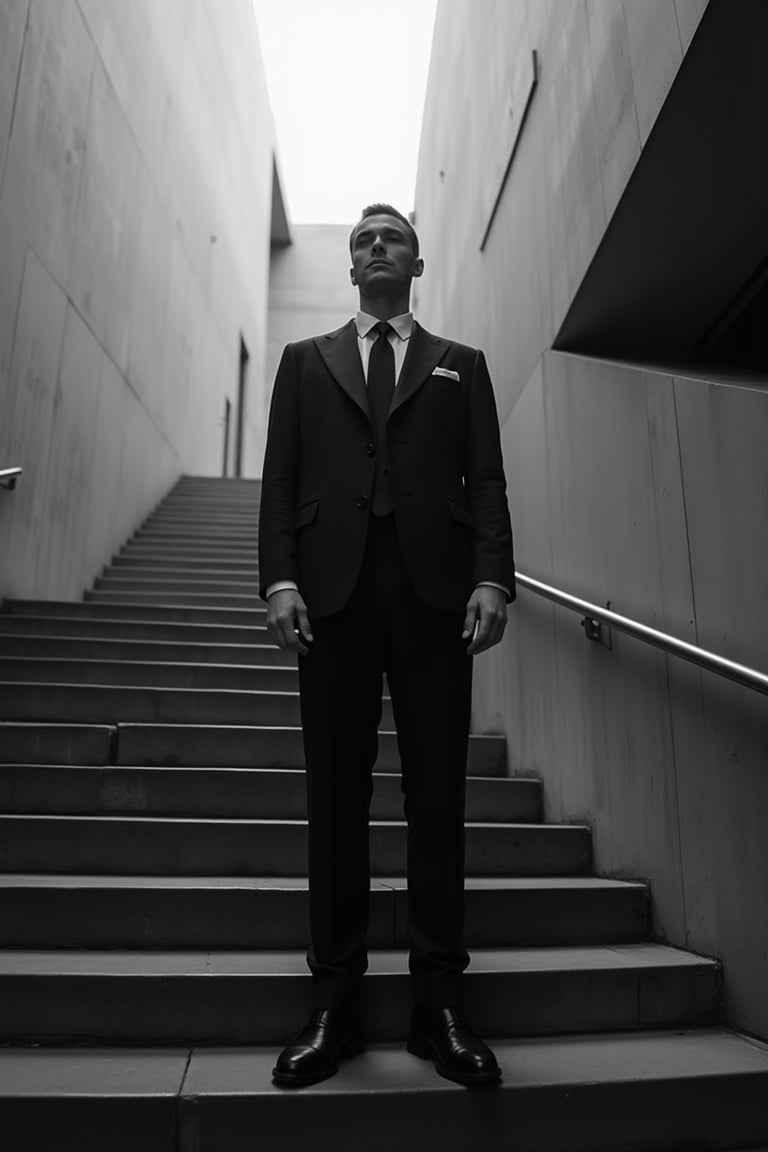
[267,589,314,656]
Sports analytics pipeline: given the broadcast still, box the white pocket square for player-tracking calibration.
[432,366,460,381]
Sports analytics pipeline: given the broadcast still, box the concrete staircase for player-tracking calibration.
[1,474,767,1151]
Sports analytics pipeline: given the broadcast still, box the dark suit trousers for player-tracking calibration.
[297,514,472,1009]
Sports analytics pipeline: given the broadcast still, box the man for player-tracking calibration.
[258,204,515,1088]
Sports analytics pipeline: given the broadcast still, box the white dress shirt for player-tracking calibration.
[265,312,509,601]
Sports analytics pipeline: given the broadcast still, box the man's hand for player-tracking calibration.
[462,586,507,655]
[267,589,314,656]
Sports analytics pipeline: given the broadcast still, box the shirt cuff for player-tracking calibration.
[266,580,299,598]
[475,581,511,597]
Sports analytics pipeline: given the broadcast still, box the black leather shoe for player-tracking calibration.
[407,1006,501,1087]
[272,1008,364,1087]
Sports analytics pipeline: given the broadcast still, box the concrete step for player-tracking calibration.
[175,474,260,483]
[138,524,259,537]
[0,721,505,775]
[2,600,268,625]
[0,681,395,728]
[143,506,259,518]
[144,515,259,527]
[0,765,541,823]
[113,724,507,775]
[126,537,260,552]
[0,633,293,666]
[5,1029,760,1152]
[159,496,260,506]
[124,535,260,551]
[84,590,265,608]
[102,567,260,583]
[111,555,260,571]
[0,614,272,645]
[124,539,260,556]
[94,575,260,595]
[0,723,113,765]
[0,658,296,691]
[0,944,719,1045]
[133,526,260,540]
[0,875,646,949]
[144,513,260,527]
[0,815,589,876]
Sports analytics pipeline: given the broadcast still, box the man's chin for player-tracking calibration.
[361,271,403,291]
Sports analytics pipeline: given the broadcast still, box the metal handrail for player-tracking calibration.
[516,572,768,697]
[0,467,22,491]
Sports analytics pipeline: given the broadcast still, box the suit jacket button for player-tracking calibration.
[356,495,369,509]
[365,442,375,457]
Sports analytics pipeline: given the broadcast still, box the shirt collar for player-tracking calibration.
[355,311,414,341]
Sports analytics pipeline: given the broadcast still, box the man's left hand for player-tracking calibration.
[462,586,507,655]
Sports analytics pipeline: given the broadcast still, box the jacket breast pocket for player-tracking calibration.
[294,499,319,530]
[447,499,473,528]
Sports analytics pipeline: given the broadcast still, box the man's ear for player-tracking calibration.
[413,257,425,279]
[350,265,357,286]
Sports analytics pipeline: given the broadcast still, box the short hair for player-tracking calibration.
[349,203,420,258]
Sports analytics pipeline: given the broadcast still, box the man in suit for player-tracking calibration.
[258,204,515,1088]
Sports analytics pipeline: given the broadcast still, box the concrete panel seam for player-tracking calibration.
[670,379,700,647]
[0,0,30,197]
[619,3,643,153]
[671,4,686,61]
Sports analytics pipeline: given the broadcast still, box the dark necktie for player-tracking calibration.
[368,321,395,516]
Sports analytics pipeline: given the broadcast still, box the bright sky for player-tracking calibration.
[252,0,438,225]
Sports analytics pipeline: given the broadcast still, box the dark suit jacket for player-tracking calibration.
[258,319,515,619]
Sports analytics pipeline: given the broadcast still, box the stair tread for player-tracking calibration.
[0,616,268,631]
[0,813,581,829]
[1,681,300,696]
[0,943,717,975]
[183,1027,768,1093]
[1,1028,766,1099]
[0,874,637,891]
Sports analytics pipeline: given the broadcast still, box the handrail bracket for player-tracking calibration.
[581,612,613,650]
[0,467,22,491]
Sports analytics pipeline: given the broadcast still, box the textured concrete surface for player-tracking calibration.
[2,1030,767,1151]
[414,0,768,1042]
[0,0,280,602]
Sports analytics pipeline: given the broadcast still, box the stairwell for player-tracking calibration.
[0,474,767,1151]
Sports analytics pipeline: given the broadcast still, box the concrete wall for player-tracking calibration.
[414,0,709,419]
[264,225,357,463]
[415,0,768,1039]
[0,0,278,600]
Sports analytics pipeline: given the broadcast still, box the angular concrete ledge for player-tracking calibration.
[2,1031,767,1152]
[0,1048,187,1152]
[84,591,267,608]
[113,724,508,775]
[2,600,268,625]
[0,724,113,766]
[0,657,298,691]
[0,631,286,662]
[3,1036,764,1152]
[178,1030,768,1152]
[0,682,319,728]
[0,875,643,949]
[0,945,719,1044]
[0,815,589,876]
[0,764,541,823]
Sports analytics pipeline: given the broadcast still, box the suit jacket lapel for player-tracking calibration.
[314,320,371,423]
[390,322,451,418]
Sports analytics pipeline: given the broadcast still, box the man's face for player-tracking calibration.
[349,214,424,297]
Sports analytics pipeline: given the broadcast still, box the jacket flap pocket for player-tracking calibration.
[295,499,319,529]
[448,499,473,527]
